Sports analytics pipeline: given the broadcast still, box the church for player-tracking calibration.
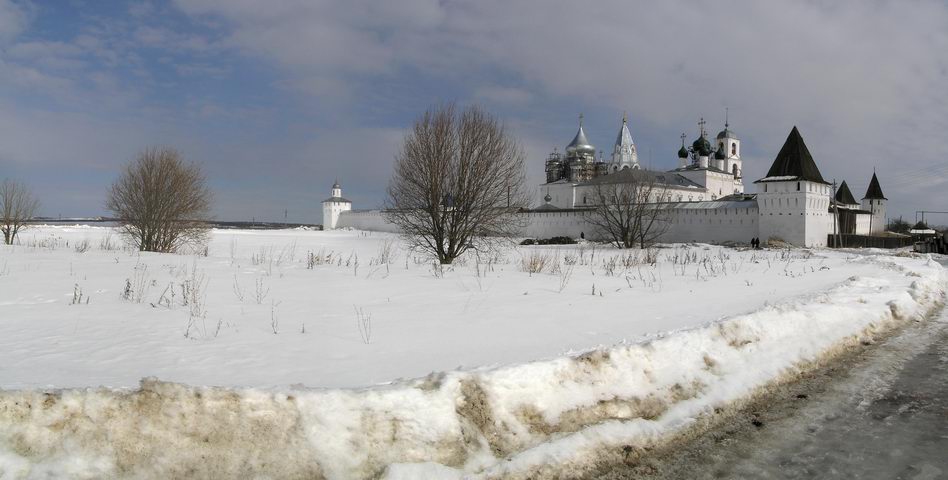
[328,115,888,248]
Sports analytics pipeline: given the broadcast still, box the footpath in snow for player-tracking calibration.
[0,227,944,479]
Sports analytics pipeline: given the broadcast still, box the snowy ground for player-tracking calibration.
[0,226,944,479]
[0,226,915,389]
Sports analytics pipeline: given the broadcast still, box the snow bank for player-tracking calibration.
[1,255,944,479]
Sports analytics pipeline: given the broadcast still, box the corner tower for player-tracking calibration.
[861,172,887,234]
[321,180,352,230]
[754,126,833,247]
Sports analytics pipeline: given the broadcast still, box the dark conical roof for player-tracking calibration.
[760,126,829,184]
[863,172,886,200]
[834,181,857,205]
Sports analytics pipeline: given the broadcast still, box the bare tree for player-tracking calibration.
[585,170,670,249]
[106,147,212,253]
[0,179,41,245]
[385,104,529,264]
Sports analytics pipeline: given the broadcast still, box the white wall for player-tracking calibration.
[338,202,760,246]
[861,199,886,234]
[663,205,758,244]
[322,200,351,230]
[756,180,834,247]
[336,210,400,233]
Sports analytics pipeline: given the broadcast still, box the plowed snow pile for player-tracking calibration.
[0,227,944,479]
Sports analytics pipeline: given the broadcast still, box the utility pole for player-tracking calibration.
[831,180,840,248]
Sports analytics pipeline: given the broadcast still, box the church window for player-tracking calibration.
[732,164,738,176]
[731,143,737,155]
[796,182,801,191]
[583,196,586,204]
[764,184,768,192]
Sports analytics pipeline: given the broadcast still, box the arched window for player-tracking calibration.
[731,143,737,155]
[796,182,801,191]
[732,164,738,177]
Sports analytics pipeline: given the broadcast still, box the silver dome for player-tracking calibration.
[566,124,596,155]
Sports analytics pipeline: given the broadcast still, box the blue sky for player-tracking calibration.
[1,0,947,225]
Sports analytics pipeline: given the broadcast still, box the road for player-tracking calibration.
[590,259,948,480]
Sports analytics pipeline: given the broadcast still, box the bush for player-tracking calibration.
[520,236,577,246]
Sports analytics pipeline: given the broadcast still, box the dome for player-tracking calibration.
[543,193,552,203]
[716,128,736,140]
[566,120,596,156]
[692,135,712,157]
[714,148,726,160]
[677,145,689,158]
[332,181,341,189]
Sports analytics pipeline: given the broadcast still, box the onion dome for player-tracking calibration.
[714,148,726,160]
[677,145,689,158]
[332,181,340,189]
[566,114,596,155]
[692,135,712,157]
[543,192,552,203]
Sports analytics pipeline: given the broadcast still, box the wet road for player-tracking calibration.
[593,259,948,479]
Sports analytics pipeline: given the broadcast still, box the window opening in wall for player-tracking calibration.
[797,182,800,191]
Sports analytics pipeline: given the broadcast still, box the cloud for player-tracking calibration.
[168,0,948,219]
[2,0,947,223]
[0,0,31,45]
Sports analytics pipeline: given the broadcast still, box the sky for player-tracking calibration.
[1,0,946,225]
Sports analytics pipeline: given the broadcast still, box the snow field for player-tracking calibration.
[0,226,944,478]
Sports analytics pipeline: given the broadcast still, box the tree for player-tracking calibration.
[888,217,911,234]
[385,104,529,264]
[0,179,40,245]
[106,147,212,253]
[584,169,670,249]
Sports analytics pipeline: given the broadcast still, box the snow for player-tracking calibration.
[0,226,944,479]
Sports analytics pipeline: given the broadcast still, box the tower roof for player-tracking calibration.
[863,172,887,200]
[834,181,857,205]
[716,127,736,140]
[758,126,829,184]
[614,115,634,150]
[566,114,595,155]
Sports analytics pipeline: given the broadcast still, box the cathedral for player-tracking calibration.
[330,113,889,249]
[541,115,745,210]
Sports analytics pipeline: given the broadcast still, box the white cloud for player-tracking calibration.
[0,0,31,45]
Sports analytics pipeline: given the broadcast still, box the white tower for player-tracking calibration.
[715,119,741,178]
[755,127,832,247]
[861,172,887,234]
[321,180,352,230]
[609,113,639,172]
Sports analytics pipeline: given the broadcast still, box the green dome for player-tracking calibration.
[692,136,712,157]
[677,145,689,158]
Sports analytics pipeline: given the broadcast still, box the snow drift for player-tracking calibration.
[1,254,944,479]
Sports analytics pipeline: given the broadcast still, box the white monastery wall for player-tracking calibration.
[662,205,758,244]
[336,210,400,233]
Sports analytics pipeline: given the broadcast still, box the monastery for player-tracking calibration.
[325,116,887,248]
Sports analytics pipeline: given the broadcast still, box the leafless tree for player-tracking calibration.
[0,179,40,245]
[106,147,212,253]
[585,169,671,249]
[385,104,529,264]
